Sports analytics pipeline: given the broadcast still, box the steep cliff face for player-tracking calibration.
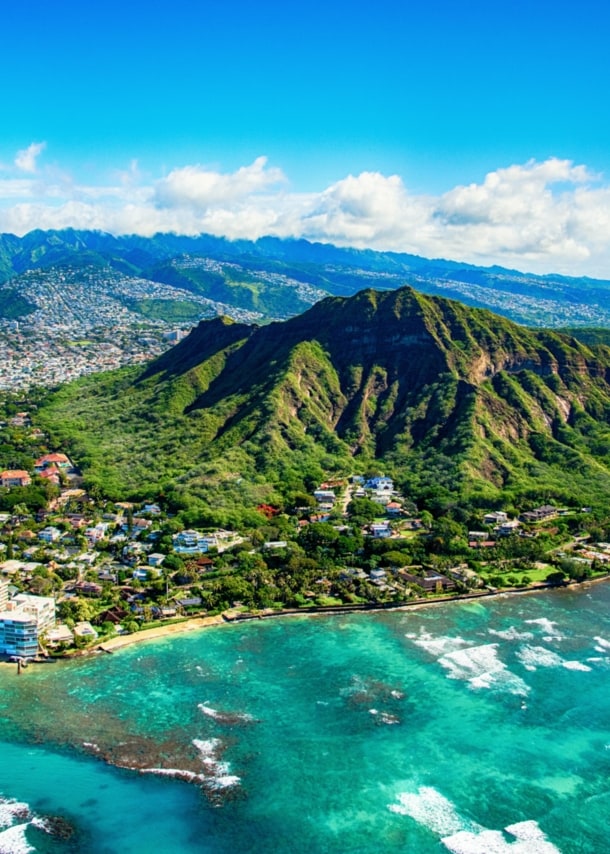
[39,285,610,505]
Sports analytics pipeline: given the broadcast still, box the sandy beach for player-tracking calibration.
[92,574,610,653]
[97,614,226,652]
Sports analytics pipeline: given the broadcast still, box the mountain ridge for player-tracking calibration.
[1,228,610,328]
[38,285,610,521]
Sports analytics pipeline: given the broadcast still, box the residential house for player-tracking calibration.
[519,505,558,524]
[497,519,521,536]
[38,526,62,543]
[173,530,210,554]
[484,511,508,525]
[38,467,61,486]
[365,476,394,491]
[0,470,31,488]
[370,522,392,538]
[398,569,456,593]
[140,503,162,516]
[176,597,203,609]
[85,523,109,544]
[314,489,336,504]
[46,624,74,646]
[386,501,403,516]
[72,581,103,597]
[73,621,98,640]
[34,453,71,472]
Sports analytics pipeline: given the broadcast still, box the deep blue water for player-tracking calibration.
[1,584,609,853]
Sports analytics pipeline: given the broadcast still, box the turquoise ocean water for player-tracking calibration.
[1,583,609,853]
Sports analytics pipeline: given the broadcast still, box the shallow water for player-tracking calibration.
[1,584,609,853]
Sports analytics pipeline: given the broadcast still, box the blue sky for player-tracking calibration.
[2,0,610,276]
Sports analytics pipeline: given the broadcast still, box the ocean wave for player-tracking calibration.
[561,660,591,672]
[198,703,254,724]
[0,823,34,854]
[406,631,470,657]
[0,794,76,853]
[488,627,534,642]
[141,739,241,795]
[407,630,530,695]
[517,645,592,673]
[141,768,207,784]
[594,636,610,653]
[439,644,529,696]
[0,800,30,831]
[525,618,564,641]
[388,786,470,837]
[143,767,240,790]
[388,787,560,853]
[442,820,561,853]
[192,739,241,790]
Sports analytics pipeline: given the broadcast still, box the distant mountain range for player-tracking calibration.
[39,286,610,519]
[1,228,610,328]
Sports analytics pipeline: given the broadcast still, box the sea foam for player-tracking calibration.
[407,630,529,695]
[0,823,34,854]
[407,631,470,657]
[192,738,240,789]
[517,645,591,672]
[388,787,560,853]
[442,820,561,853]
[198,703,254,724]
[488,626,534,642]
[525,618,563,641]
[0,800,30,831]
[439,644,529,696]
[388,786,470,837]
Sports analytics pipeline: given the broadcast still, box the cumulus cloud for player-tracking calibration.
[154,156,285,209]
[0,147,610,277]
[14,141,46,173]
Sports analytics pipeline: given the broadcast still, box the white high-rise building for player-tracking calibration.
[0,592,56,658]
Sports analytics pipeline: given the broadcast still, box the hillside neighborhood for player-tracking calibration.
[1,408,608,662]
[0,265,263,391]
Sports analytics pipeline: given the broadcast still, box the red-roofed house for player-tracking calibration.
[34,453,71,473]
[38,467,61,485]
[0,470,31,488]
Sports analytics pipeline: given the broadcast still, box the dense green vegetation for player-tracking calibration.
[32,287,610,529]
[147,258,324,319]
[557,327,610,347]
[125,297,206,323]
[0,288,36,318]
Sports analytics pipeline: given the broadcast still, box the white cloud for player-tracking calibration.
[154,156,285,210]
[0,148,610,277]
[14,141,46,173]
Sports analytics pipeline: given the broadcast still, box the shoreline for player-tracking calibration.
[2,575,607,666]
[83,574,609,655]
[96,614,226,651]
